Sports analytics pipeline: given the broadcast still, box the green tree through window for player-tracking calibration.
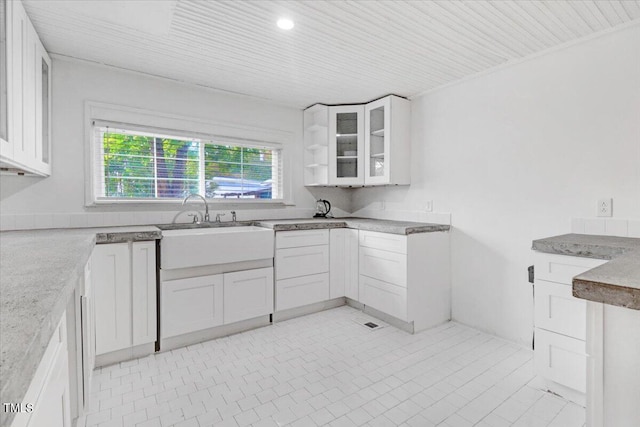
[97,126,279,200]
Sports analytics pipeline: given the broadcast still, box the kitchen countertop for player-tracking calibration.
[0,226,160,426]
[532,233,640,310]
[0,217,447,423]
[255,217,451,235]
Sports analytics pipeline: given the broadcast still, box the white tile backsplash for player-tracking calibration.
[570,218,585,234]
[14,214,35,230]
[628,220,640,238]
[604,219,628,237]
[571,217,640,238]
[583,218,606,235]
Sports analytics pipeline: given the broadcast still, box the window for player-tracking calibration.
[92,123,282,201]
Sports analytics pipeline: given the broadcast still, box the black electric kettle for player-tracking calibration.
[313,199,331,218]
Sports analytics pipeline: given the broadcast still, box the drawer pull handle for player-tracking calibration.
[283,251,323,259]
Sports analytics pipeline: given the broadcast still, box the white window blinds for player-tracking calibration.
[92,122,283,201]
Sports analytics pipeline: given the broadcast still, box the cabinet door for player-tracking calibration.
[359,246,407,287]
[81,259,95,408]
[364,97,391,185]
[535,328,587,393]
[161,274,223,339]
[535,279,586,340]
[328,105,364,186]
[276,229,329,249]
[275,245,329,280]
[224,267,274,324]
[359,275,408,321]
[33,38,50,174]
[0,0,9,148]
[131,242,156,346]
[329,229,359,300]
[6,0,25,161]
[20,19,36,167]
[276,273,330,311]
[92,243,132,355]
[25,318,71,427]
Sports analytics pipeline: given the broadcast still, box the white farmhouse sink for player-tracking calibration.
[161,225,274,269]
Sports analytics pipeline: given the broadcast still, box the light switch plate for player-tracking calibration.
[597,198,612,217]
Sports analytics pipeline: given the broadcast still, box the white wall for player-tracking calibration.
[0,58,355,228]
[352,24,640,345]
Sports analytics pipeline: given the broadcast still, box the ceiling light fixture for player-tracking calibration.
[277,18,294,30]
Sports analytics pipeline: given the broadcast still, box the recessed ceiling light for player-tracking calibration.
[277,18,294,30]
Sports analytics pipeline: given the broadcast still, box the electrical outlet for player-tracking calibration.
[425,200,433,212]
[597,198,612,217]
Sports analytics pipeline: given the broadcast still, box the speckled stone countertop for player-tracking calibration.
[255,217,450,235]
[532,234,640,310]
[0,218,446,424]
[0,226,160,426]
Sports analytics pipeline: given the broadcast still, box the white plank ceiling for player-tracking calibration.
[23,0,640,108]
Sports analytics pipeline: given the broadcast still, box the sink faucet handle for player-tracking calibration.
[231,211,237,222]
[215,213,226,223]
[187,213,201,224]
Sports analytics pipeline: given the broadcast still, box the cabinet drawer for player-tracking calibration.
[276,273,330,311]
[534,252,607,285]
[224,267,274,324]
[276,229,329,248]
[276,245,329,280]
[359,275,408,321]
[359,230,407,254]
[535,279,586,340]
[359,246,407,287]
[161,274,224,338]
[535,328,586,393]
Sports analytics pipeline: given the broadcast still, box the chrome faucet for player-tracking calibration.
[182,193,210,222]
[215,213,225,223]
[231,211,237,222]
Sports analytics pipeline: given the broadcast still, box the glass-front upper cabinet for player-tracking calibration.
[0,0,8,145]
[328,105,364,186]
[364,95,411,186]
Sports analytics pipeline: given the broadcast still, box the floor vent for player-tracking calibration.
[364,322,379,329]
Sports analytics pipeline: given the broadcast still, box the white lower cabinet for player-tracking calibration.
[92,243,131,354]
[329,229,359,300]
[92,241,157,358]
[161,267,274,339]
[275,230,331,311]
[276,273,330,311]
[533,252,607,404]
[224,267,274,324]
[358,230,451,332]
[162,274,224,338]
[359,246,407,287]
[535,328,587,393]
[359,275,407,321]
[80,259,95,409]
[275,245,329,280]
[11,315,70,427]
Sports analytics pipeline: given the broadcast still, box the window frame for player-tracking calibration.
[85,101,294,207]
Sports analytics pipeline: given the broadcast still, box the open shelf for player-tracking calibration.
[370,128,385,137]
[306,123,328,133]
[305,163,328,168]
[337,156,358,160]
[369,152,385,158]
[336,133,358,137]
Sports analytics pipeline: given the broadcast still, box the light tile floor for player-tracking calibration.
[83,306,586,427]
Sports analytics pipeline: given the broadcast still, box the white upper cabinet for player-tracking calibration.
[328,105,365,186]
[303,104,329,186]
[364,95,410,185]
[0,0,51,176]
[303,95,410,187]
